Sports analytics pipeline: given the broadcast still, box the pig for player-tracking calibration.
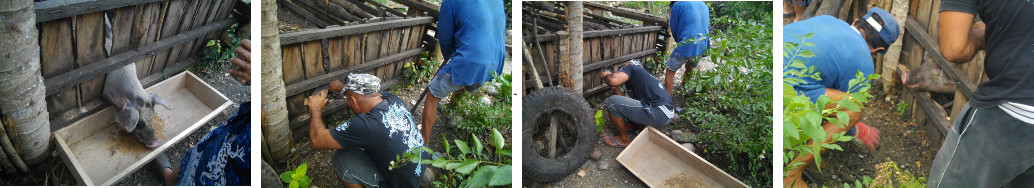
[103,64,171,149]
[901,52,958,94]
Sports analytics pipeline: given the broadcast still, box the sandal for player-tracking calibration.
[152,154,172,186]
[605,136,628,148]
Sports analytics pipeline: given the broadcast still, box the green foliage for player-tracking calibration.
[594,110,605,133]
[673,10,773,187]
[402,52,441,87]
[280,163,311,188]
[395,128,512,188]
[869,161,926,188]
[783,33,879,177]
[711,1,773,22]
[831,176,873,188]
[440,72,512,132]
[897,101,911,119]
[190,24,241,75]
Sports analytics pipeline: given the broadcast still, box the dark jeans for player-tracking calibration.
[926,103,1034,188]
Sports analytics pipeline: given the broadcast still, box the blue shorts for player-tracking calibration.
[428,72,483,98]
[664,51,701,72]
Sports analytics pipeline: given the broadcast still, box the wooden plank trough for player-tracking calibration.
[522,2,668,97]
[617,127,748,188]
[274,1,438,144]
[53,72,231,185]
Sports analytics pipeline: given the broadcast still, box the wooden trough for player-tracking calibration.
[53,72,231,185]
[522,2,667,97]
[617,127,748,188]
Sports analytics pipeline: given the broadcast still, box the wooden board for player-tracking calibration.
[74,12,110,107]
[54,72,231,185]
[617,127,748,188]
[40,18,79,116]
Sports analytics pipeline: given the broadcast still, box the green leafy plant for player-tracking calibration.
[897,101,911,119]
[191,24,242,75]
[783,33,878,178]
[279,163,311,188]
[868,161,926,188]
[440,72,512,132]
[668,8,773,186]
[395,128,512,188]
[403,52,442,86]
[594,110,605,133]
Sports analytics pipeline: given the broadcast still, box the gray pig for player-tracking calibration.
[901,53,957,94]
[103,64,171,149]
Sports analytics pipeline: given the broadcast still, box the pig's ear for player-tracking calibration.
[150,92,171,109]
[117,107,139,132]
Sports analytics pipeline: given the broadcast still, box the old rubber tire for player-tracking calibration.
[522,87,597,182]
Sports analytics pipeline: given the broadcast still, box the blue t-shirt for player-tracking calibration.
[620,64,673,107]
[783,15,874,102]
[330,92,425,187]
[670,2,710,58]
[437,0,507,85]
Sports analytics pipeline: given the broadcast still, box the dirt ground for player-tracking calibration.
[0,61,250,186]
[801,83,939,187]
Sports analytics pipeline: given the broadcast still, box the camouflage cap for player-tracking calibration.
[344,73,381,95]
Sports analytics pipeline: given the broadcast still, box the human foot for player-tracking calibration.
[604,136,630,148]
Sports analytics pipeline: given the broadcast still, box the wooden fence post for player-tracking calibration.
[261,0,292,162]
[0,0,52,168]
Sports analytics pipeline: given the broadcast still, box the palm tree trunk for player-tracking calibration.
[261,0,292,161]
[0,0,53,168]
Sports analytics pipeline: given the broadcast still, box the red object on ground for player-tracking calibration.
[854,122,881,151]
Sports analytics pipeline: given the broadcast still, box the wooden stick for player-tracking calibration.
[280,17,433,45]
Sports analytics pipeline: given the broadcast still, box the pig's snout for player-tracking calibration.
[145,140,159,149]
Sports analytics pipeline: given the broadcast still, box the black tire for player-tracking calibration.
[522,87,597,182]
[261,161,284,188]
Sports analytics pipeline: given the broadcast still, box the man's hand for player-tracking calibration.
[970,21,986,50]
[601,69,613,78]
[229,39,251,84]
[307,90,329,115]
[329,80,345,93]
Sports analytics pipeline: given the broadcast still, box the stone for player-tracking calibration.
[681,143,696,152]
[590,147,603,160]
[672,130,699,143]
[597,160,613,170]
[831,174,839,180]
[577,170,586,178]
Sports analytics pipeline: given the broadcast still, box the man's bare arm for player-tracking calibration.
[307,91,343,150]
[939,11,985,63]
[602,70,629,87]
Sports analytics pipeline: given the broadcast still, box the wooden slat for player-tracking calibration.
[131,2,163,78]
[280,17,434,45]
[903,18,977,99]
[45,19,236,95]
[34,0,166,23]
[280,0,330,27]
[522,26,663,42]
[289,78,401,142]
[391,0,438,17]
[40,18,79,116]
[584,49,659,72]
[584,2,666,25]
[74,12,109,106]
[153,0,194,75]
[284,48,425,96]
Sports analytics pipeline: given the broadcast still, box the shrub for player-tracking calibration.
[396,128,512,188]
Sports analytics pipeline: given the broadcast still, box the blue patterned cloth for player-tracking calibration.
[176,103,251,186]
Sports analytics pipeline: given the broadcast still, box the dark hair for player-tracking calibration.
[853,14,890,51]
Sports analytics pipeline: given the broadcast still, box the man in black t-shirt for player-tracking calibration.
[927,0,1034,187]
[306,74,425,188]
[600,60,675,148]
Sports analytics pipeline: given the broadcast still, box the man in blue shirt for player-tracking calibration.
[421,0,506,145]
[782,8,899,187]
[664,2,710,96]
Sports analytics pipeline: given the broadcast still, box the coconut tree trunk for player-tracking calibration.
[561,2,584,93]
[261,0,292,161]
[0,0,53,168]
